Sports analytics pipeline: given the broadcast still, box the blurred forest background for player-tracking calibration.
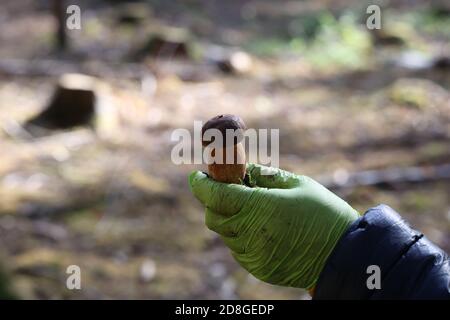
[0,0,449,299]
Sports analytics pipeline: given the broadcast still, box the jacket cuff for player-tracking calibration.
[314,204,425,299]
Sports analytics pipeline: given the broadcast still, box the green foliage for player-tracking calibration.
[245,7,449,69]
[406,8,450,39]
[245,12,371,69]
[303,13,371,69]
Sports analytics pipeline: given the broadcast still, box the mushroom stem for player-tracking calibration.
[207,143,246,184]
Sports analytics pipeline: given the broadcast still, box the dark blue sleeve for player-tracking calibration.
[313,204,450,299]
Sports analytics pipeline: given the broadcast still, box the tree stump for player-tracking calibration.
[26,73,97,132]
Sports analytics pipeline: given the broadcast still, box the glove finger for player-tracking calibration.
[205,208,239,237]
[222,236,246,254]
[189,171,253,216]
[247,163,300,189]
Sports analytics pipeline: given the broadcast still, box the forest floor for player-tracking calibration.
[0,0,449,299]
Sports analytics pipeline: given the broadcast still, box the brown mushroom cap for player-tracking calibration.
[201,114,246,147]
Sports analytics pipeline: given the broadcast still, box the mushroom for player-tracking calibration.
[201,114,246,184]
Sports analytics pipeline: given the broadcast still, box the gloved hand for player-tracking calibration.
[189,163,360,289]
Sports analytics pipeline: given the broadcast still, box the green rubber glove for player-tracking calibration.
[189,163,360,289]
